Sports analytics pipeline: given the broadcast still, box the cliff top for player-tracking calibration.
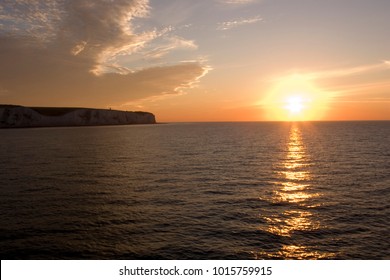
[0,104,151,117]
[0,105,156,128]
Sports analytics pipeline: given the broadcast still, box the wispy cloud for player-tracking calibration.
[271,61,390,84]
[266,60,390,107]
[0,1,63,41]
[0,0,209,107]
[122,62,212,107]
[143,35,198,60]
[303,61,390,99]
[305,62,390,80]
[217,16,262,30]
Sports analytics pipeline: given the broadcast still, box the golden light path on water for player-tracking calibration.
[256,124,335,259]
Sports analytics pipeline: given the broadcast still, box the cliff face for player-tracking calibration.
[0,105,156,128]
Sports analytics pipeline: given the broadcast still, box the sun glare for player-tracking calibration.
[285,96,304,114]
[261,74,331,121]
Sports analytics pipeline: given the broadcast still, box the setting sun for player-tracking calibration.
[261,74,331,121]
[285,96,305,114]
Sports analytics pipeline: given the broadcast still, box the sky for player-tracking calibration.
[1,0,390,121]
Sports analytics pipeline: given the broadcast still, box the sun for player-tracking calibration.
[285,96,304,114]
[261,73,331,121]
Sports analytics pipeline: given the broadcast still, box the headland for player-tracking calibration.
[0,105,156,128]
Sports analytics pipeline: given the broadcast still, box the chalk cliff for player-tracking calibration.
[0,105,156,128]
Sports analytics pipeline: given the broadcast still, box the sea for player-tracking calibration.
[0,122,389,259]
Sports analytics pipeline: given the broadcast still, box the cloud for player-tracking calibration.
[271,61,390,86]
[142,35,198,60]
[305,62,390,80]
[278,61,390,102]
[0,1,63,41]
[217,16,262,30]
[0,0,208,107]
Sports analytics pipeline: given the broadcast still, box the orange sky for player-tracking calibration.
[1,0,390,121]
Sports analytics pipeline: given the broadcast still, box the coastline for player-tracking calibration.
[0,105,156,128]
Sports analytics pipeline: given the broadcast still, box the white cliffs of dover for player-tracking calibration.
[0,105,156,128]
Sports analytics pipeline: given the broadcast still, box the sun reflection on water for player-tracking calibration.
[256,244,335,260]
[271,125,315,208]
[257,124,333,259]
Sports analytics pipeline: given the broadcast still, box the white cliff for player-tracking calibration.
[0,105,156,128]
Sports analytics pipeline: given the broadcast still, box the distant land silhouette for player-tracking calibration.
[0,105,156,128]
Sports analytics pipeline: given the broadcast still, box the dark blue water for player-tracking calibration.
[0,122,389,259]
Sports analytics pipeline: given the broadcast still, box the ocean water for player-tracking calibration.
[0,122,389,259]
